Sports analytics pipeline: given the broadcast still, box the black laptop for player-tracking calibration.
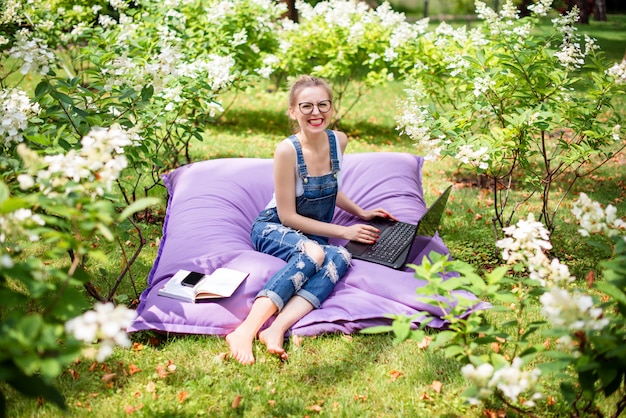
[345,185,452,270]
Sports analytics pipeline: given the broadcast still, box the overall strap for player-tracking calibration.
[326,130,340,175]
[289,135,309,181]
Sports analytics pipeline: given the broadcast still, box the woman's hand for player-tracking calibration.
[359,208,397,222]
[343,224,380,244]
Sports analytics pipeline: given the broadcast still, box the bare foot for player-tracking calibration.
[225,329,255,365]
[258,327,288,361]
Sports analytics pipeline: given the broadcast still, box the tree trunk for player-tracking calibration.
[280,0,298,23]
[572,0,590,23]
[519,0,533,17]
[594,0,607,21]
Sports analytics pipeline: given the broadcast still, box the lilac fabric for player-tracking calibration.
[128,152,483,336]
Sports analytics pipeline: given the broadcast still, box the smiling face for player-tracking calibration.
[287,76,334,135]
[289,86,333,134]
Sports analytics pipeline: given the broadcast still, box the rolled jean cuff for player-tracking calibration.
[296,289,321,309]
[255,289,285,312]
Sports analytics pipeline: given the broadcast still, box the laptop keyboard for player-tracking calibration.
[362,221,416,263]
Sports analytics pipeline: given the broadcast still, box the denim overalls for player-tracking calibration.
[250,130,352,311]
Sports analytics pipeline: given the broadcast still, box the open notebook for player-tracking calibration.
[345,185,452,270]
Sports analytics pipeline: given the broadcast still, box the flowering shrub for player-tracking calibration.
[395,0,626,234]
[0,0,285,411]
[374,194,626,415]
[273,0,429,122]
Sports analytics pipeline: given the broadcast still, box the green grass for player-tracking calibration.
[6,78,624,417]
[4,18,626,418]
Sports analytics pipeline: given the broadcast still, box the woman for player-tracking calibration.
[226,75,396,364]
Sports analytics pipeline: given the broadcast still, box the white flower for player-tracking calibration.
[7,30,54,75]
[454,144,490,170]
[607,60,626,85]
[0,88,40,145]
[1,254,14,268]
[528,0,554,17]
[65,302,136,362]
[462,363,494,388]
[0,207,46,243]
[572,193,626,237]
[489,358,542,405]
[497,214,552,264]
[18,125,140,197]
[612,124,622,141]
[540,287,609,331]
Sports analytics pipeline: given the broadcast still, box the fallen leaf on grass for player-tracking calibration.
[101,373,116,383]
[166,360,177,372]
[214,352,229,363]
[128,364,141,375]
[430,380,442,394]
[268,400,276,408]
[420,391,433,401]
[68,368,79,380]
[417,336,432,349]
[132,342,144,352]
[353,394,367,402]
[177,391,189,403]
[586,270,594,288]
[482,408,506,417]
[231,394,242,408]
[306,404,323,412]
[389,370,404,381]
[155,365,168,379]
[146,381,156,393]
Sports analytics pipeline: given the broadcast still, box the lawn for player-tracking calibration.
[3,14,626,418]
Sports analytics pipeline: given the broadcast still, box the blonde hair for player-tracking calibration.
[287,75,333,132]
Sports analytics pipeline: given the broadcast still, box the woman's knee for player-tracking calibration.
[302,241,325,266]
[324,246,352,271]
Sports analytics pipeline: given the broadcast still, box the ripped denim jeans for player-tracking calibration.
[250,208,352,311]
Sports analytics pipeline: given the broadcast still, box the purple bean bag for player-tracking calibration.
[128,152,480,336]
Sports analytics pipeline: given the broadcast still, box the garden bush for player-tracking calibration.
[1,0,625,415]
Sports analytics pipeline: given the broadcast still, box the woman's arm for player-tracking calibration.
[273,141,346,239]
[273,139,380,243]
[336,191,396,221]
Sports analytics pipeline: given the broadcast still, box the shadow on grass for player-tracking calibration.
[213,107,416,150]
[215,108,289,138]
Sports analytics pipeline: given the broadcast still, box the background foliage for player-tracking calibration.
[1,0,625,416]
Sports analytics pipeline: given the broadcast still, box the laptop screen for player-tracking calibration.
[416,185,452,236]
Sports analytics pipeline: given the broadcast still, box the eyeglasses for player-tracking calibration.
[298,100,332,115]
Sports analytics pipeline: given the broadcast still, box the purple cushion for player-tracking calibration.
[129,152,464,336]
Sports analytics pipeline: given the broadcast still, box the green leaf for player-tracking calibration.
[595,282,626,307]
[360,325,393,334]
[443,344,465,359]
[17,315,43,343]
[117,197,160,222]
[5,361,66,411]
[34,80,50,98]
[0,196,30,214]
[0,182,8,205]
[53,92,74,105]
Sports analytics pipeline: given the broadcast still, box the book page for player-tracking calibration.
[195,268,248,299]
